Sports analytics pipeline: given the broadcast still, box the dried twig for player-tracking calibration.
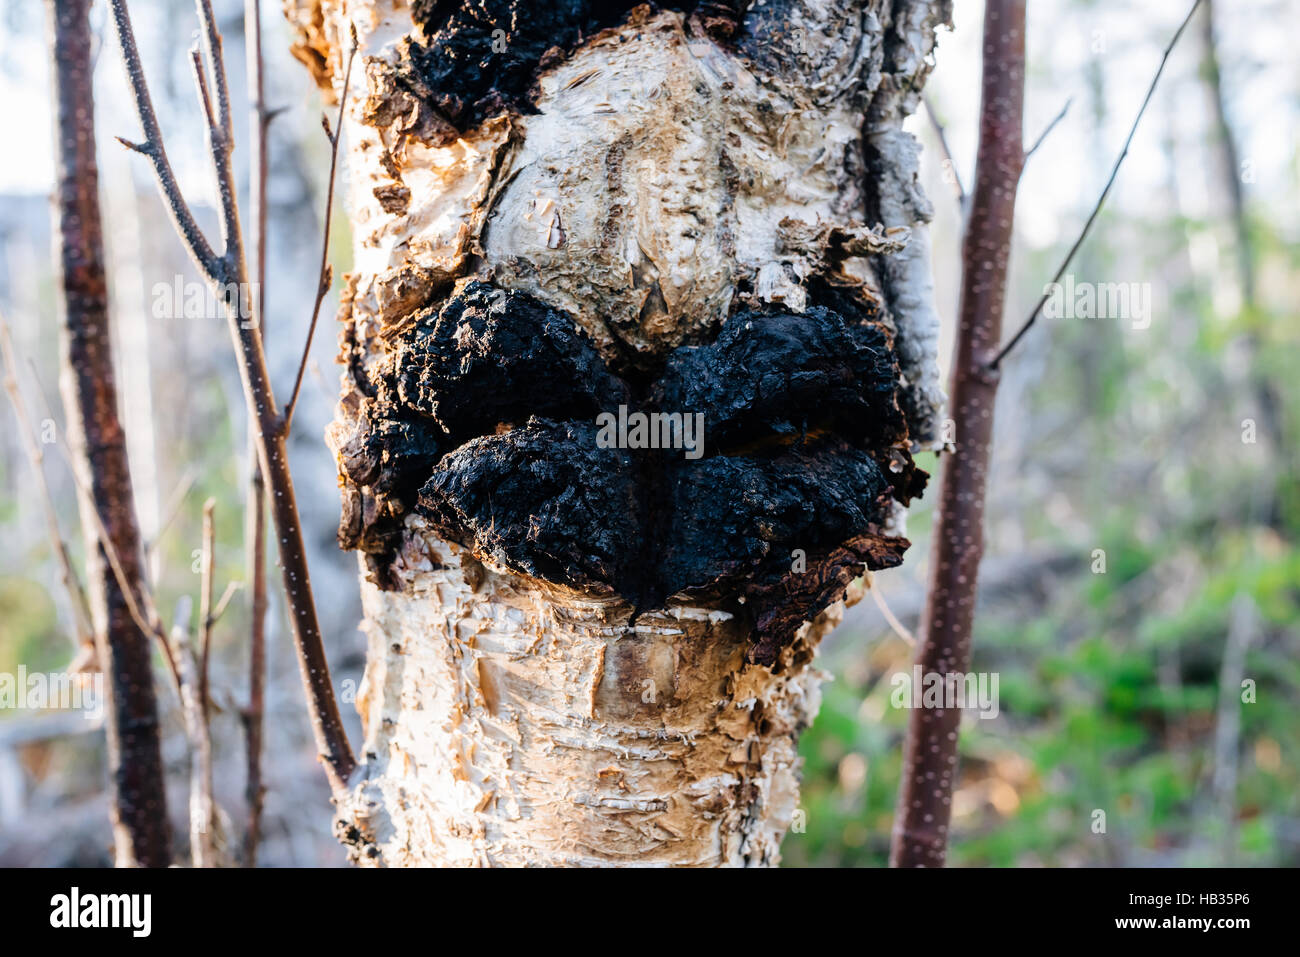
[51,432,182,695]
[990,0,1204,369]
[866,572,915,646]
[923,95,966,208]
[1212,594,1257,865]
[22,358,177,687]
[211,580,241,627]
[198,498,216,725]
[143,466,197,582]
[172,596,219,868]
[0,311,94,651]
[1022,97,1072,169]
[281,25,359,436]
[108,0,356,798]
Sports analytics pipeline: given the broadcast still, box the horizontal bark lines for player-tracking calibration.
[343,532,835,866]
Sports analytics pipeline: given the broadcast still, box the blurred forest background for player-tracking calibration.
[0,0,1296,867]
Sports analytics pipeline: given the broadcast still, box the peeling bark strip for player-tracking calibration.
[292,0,949,865]
[48,0,170,867]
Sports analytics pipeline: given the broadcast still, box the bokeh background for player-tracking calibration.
[0,0,1296,866]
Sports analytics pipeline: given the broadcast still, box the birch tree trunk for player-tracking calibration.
[287,0,950,867]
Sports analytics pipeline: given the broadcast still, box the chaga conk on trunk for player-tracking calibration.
[292,0,950,866]
[346,280,921,659]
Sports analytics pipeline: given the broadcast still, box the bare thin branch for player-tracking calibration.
[866,572,915,646]
[172,596,219,868]
[198,498,216,724]
[0,311,94,648]
[106,0,219,280]
[143,466,197,582]
[194,0,234,147]
[64,444,181,693]
[923,95,966,208]
[891,0,1025,869]
[210,579,242,626]
[1022,96,1072,169]
[109,0,357,798]
[989,0,1204,369]
[190,0,244,275]
[281,31,359,436]
[24,352,181,696]
[189,45,219,136]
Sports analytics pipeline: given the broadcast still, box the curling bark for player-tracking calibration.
[289,0,950,866]
[48,0,170,867]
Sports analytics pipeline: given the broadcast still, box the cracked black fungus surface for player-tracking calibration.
[340,279,925,665]
[397,1,750,142]
[390,281,629,443]
[419,418,640,589]
[653,306,906,452]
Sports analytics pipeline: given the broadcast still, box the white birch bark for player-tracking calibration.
[287,0,949,867]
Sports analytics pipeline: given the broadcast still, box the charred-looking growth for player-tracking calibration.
[289,0,949,865]
[344,282,923,653]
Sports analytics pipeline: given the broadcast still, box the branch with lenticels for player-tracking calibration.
[106,0,357,799]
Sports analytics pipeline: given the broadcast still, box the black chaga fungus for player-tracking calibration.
[660,440,907,663]
[340,411,444,502]
[340,278,927,664]
[654,307,908,453]
[387,280,629,444]
[661,439,894,594]
[398,2,750,143]
[744,531,907,666]
[417,418,640,591]
[337,409,444,572]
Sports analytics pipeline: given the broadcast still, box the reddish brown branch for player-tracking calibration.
[891,0,1025,868]
[106,3,217,277]
[47,0,171,868]
[108,0,356,798]
[242,0,271,867]
[282,27,359,436]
